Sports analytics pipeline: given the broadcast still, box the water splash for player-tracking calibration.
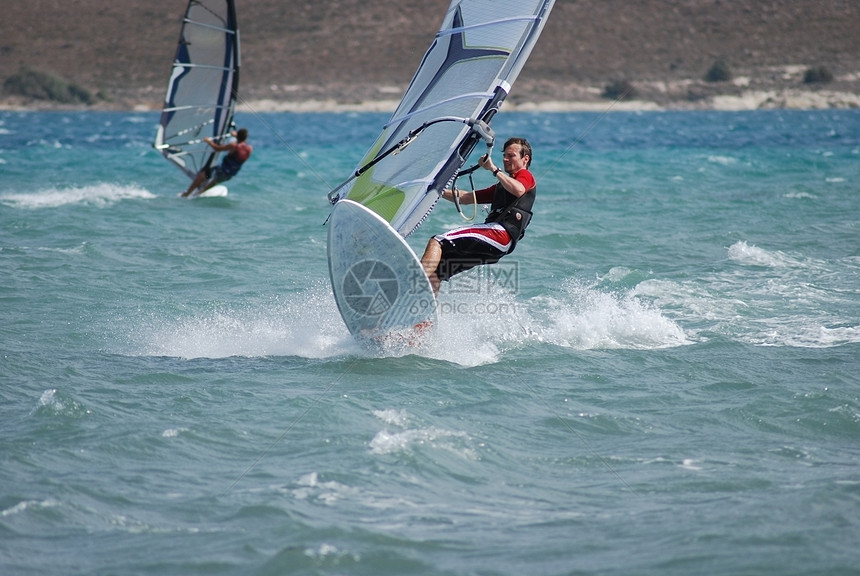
[127,283,361,359]
[532,278,691,350]
[0,183,155,209]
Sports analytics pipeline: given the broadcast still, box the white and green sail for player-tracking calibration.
[153,0,240,180]
[328,0,555,238]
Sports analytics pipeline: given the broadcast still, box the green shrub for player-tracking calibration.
[704,58,732,82]
[602,79,637,100]
[803,66,833,84]
[3,66,93,104]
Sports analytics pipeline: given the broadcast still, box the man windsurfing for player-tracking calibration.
[420,137,536,295]
[182,128,252,197]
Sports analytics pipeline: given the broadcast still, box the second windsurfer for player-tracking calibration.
[183,128,253,197]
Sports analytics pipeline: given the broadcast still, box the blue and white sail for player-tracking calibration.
[154,0,240,180]
[328,0,555,238]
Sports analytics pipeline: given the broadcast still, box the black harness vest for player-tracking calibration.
[484,182,536,253]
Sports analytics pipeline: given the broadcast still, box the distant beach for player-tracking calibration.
[232,87,860,113]
[3,78,859,114]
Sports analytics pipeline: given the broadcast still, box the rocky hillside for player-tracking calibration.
[2,0,859,109]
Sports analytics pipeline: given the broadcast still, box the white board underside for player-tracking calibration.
[195,185,228,198]
[327,199,436,344]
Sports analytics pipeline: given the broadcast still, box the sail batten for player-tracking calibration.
[182,19,236,34]
[161,103,233,113]
[330,0,555,239]
[384,92,497,128]
[154,0,240,181]
[171,63,235,72]
[439,15,540,36]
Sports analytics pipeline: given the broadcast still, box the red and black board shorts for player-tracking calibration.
[433,223,512,282]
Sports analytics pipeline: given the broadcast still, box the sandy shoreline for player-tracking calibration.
[2,86,858,114]
[233,88,860,113]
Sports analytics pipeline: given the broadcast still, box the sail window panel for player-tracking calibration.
[438,59,506,97]
[183,25,235,75]
[456,0,544,24]
[372,129,460,185]
[186,22,227,51]
[187,0,232,30]
[166,70,231,154]
[170,68,230,109]
[392,59,503,126]
[463,29,527,54]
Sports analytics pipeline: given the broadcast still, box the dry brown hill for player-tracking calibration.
[2,0,859,109]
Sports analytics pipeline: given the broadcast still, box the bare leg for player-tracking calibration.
[199,177,217,193]
[420,238,442,296]
[182,172,207,197]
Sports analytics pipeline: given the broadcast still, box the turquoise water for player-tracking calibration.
[2,109,859,575]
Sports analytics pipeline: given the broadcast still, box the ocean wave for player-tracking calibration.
[727,240,802,268]
[747,323,860,348]
[0,183,156,208]
[369,409,475,458]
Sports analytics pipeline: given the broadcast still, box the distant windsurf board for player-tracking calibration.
[195,185,228,198]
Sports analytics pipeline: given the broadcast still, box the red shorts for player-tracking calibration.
[433,223,512,282]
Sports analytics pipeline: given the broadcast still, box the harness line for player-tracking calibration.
[538,87,632,182]
[233,91,335,191]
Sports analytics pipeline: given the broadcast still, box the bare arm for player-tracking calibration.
[479,155,527,197]
[440,153,527,202]
[203,137,235,153]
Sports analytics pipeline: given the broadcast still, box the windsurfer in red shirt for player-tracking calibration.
[420,137,536,295]
[183,128,253,197]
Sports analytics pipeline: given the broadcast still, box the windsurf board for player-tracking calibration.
[195,185,228,198]
[327,199,436,346]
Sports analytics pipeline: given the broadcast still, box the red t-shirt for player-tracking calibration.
[474,168,535,204]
